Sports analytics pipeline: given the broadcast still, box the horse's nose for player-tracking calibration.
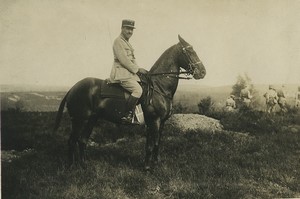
[200,69,206,78]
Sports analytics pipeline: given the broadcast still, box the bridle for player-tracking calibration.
[181,45,202,76]
[143,44,202,100]
[148,44,202,79]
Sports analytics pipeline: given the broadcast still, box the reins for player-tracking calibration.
[147,70,192,80]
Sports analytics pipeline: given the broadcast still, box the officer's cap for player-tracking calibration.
[122,19,135,29]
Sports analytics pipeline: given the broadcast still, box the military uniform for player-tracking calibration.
[240,88,252,107]
[296,89,300,108]
[225,95,236,112]
[264,89,278,104]
[109,19,144,124]
[110,34,142,98]
[277,87,287,112]
[264,86,278,113]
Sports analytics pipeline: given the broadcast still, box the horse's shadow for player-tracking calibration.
[85,122,147,170]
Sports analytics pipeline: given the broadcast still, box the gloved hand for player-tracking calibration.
[138,68,148,74]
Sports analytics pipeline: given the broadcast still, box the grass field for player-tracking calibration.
[1,110,300,199]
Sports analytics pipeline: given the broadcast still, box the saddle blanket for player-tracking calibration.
[101,80,128,99]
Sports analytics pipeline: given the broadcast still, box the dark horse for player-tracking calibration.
[54,35,206,170]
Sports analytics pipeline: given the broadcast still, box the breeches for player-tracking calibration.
[120,80,143,98]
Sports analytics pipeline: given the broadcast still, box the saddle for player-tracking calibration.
[101,73,153,105]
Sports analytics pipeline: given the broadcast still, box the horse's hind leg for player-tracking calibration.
[68,118,85,167]
[78,114,98,166]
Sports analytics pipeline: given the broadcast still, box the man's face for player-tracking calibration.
[121,27,134,40]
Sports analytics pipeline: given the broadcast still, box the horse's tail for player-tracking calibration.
[53,91,69,133]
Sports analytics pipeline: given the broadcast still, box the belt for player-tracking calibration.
[114,59,135,63]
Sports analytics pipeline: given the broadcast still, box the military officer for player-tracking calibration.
[110,19,147,124]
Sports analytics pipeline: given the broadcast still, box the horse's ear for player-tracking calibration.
[178,35,188,46]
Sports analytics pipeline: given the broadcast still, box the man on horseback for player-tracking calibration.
[54,34,206,169]
[109,19,147,124]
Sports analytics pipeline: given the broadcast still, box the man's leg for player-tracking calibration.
[120,80,142,124]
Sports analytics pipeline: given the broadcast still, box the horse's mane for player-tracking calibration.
[149,44,178,73]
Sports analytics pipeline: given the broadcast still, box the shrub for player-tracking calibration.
[172,102,188,114]
[198,96,214,115]
[220,107,298,134]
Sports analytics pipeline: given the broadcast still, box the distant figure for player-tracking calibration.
[295,86,300,108]
[240,85,252,108]
[277,84,287,113]
[263,85,278,113]
[225,95,236,112]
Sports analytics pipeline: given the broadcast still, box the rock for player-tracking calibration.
[165,114,223,133]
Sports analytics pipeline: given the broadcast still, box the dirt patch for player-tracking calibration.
[165,114,223,133]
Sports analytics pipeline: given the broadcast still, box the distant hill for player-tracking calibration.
[1,92,66,112]
[1,83,299,112]
[0,84,69,92]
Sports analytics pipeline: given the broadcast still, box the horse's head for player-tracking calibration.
[177,35,206,79]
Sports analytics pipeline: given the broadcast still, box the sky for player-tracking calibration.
[1,0,300,88]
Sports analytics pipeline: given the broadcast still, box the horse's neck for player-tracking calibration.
[150,45,181,98]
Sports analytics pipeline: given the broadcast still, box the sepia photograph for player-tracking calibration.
[1,0,300,198]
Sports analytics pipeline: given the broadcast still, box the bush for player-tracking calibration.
[172,102,188,114]
[220,108,298,134]
[198,96,214,115]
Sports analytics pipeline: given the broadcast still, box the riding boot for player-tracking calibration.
[121,95,140,124]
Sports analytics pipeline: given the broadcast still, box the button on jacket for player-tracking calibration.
[110,35,140,83]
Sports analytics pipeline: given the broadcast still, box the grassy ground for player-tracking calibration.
[1,111,300,199]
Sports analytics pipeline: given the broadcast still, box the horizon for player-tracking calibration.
[1,82,299,92]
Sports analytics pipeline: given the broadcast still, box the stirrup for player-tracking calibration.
[121,118,140,125]
[121,111,140,125]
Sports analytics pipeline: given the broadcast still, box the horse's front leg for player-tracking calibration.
[152,122,165,166]
[144,118,161,171]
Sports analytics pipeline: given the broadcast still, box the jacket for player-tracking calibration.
[110,35,140,83]
[264,89,278,104]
